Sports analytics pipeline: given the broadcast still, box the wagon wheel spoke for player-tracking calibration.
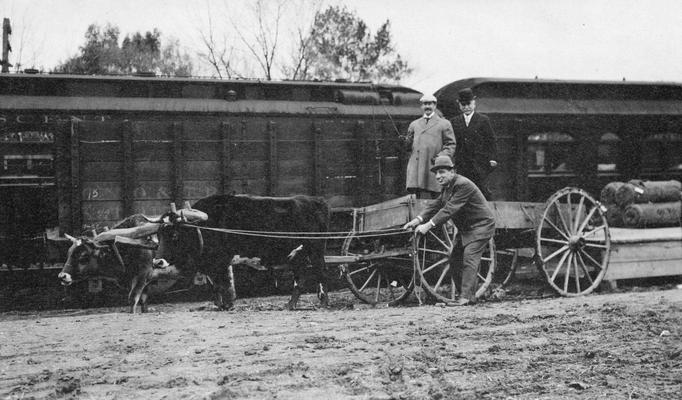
[348,264,372,276]
[543,214,571,241]
[566,193,574,233]
[374,272,383,303]
[550,249,571,282]
[578,248,603,273]
[573,254,581,293]
[563,253,573,293]
[540,237,569,246]
[543,245,569,264]
[576,251,595,285]
[577,205,598,234]
[416,247,450,256]
[358,269,377,292]
[584,243,609,250]
[427,230,449,250]
[477,270,488,281]
[573,195,585,235]
[583,224,607,239]
[421,258,448,274]
[432,263,451,293]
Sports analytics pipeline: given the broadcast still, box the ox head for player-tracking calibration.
[58,234,116,286]
[58,223,160,286]
[152,203,208,270]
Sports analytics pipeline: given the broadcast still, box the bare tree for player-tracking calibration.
[196,1,242,79]
[230,0,285,81]
[280,0,323,80]
[6,4,45,72]
[194,0,322,80]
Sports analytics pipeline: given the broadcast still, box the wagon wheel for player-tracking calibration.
[340,232,414,306]
[414,225,496,303]
[536,187,611,296]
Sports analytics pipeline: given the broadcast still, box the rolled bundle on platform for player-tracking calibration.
[603,204,624,227]
[622,201,682,228]
[600,182,625,204]
[615,180,682,208]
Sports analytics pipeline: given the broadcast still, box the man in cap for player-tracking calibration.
[451,87,497,199]
[402,93,456,199]
[403,155,495,305]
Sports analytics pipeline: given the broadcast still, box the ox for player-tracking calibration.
[57,214,162,313]
[152,194,331,311]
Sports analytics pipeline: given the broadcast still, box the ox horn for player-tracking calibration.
[64,233,81,245]
[179,209,208,223]
[93,222,161,243]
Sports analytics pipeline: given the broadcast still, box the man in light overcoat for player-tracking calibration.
[403,94,456,199]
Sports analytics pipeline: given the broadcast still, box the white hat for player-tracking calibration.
[420,94,437,103]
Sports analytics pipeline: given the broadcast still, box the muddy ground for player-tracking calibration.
[1,282,681,400]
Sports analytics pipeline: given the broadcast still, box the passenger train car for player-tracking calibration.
[1,73,681,271]
[437,78,682,201]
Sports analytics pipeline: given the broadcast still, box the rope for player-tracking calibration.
[179,223,412,240]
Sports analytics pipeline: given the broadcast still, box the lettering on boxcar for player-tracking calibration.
[0,131,54,142]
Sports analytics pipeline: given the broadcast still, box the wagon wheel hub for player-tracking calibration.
[568,235,584,250]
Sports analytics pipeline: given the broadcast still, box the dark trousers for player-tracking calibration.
[450,236,490,302]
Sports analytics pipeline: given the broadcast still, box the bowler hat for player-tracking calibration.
[457,88,475,104]
[420,94,437,103]
[430,155,454,172]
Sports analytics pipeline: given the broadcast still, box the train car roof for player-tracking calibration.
[0,73,423,113]
[436,77,682,116]
[0,95,420,116]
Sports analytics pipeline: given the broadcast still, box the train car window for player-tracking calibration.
[597,132,620,173]
[642,132,682,173]
[527,132,575,175]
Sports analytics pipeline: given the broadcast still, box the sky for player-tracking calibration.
[3,0,682,95]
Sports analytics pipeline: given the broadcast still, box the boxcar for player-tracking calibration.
[0,73,422,269]
[436,78,682,202]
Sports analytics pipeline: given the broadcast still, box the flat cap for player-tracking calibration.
[420,94,437,103]
[430,155,454,172]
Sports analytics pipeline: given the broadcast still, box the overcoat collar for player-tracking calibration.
[418,113,442,132]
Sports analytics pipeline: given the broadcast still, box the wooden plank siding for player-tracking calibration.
[70,113,410,230]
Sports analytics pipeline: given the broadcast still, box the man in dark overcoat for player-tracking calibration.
[450,88,497,199]
[403,94,456,199]
[403,155,495,305]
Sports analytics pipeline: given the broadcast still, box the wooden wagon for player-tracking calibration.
[326,186,619,306]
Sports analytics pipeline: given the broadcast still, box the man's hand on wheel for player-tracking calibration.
[402,218,420,231]
[415,222,433,235]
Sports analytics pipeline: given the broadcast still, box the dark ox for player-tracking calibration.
[154,194,331,310]
[57,214,161,313]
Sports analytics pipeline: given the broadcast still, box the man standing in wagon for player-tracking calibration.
[403,94,456,199]
[403,155,495,305]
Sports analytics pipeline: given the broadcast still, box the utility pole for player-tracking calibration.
[2,18,12,73]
